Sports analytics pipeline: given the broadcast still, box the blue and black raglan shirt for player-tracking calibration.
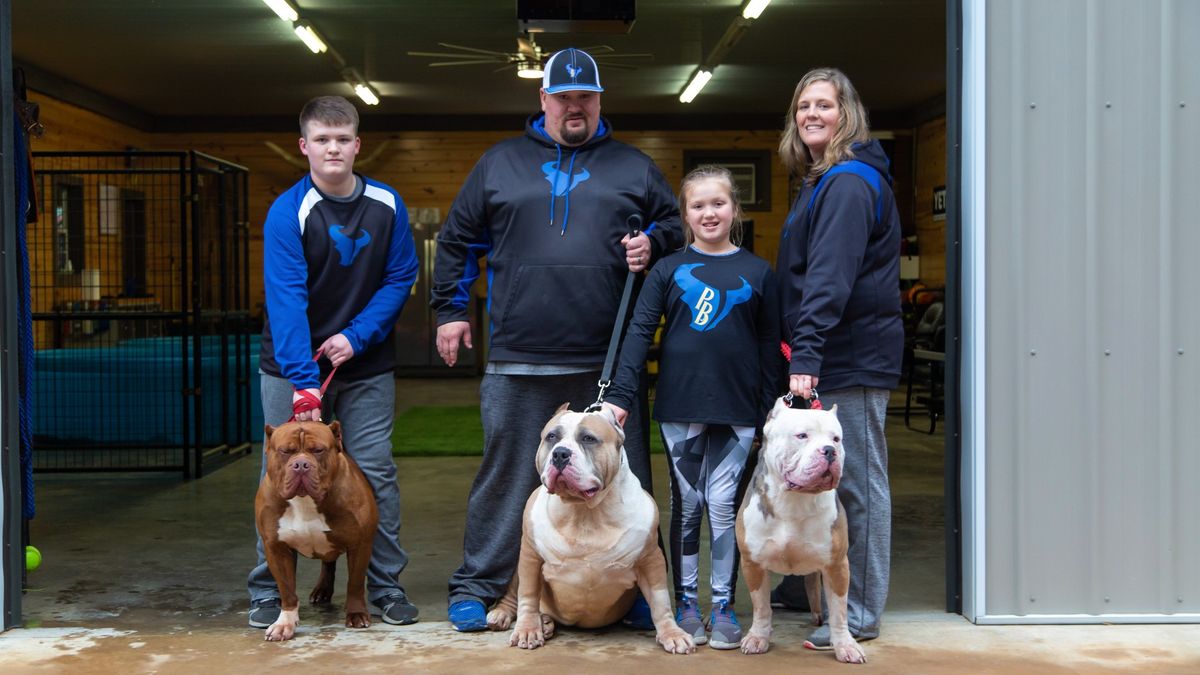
[606,246,782,428]
[260,174,419,390]
[777,139,903,391]
[429,113,683,365]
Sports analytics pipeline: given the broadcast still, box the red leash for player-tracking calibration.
[780,341,822,410]
[290,349,338,421]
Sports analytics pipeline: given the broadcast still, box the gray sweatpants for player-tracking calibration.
[447,371,653,607]
[248,371,411,605]
[821,385,891,637]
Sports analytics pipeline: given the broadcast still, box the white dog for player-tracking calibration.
[736,397,866,663]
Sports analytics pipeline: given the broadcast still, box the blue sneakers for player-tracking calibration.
[448,599,488,632]
[621,593,655,630]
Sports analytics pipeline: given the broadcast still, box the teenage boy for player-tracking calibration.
[247,95,421,628]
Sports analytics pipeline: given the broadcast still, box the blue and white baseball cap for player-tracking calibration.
[542,48,604,94]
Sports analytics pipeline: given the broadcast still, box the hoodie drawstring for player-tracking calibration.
[548,145,561,226]
[548,145,579,236]
[560,149,577,236]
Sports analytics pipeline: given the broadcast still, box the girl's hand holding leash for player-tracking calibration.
[601,402,628,427]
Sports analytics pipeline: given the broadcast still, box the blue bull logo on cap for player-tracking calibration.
[674,263,752,331]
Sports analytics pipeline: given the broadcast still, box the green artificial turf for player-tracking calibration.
[391,406,483,456]
[390,405,665,456]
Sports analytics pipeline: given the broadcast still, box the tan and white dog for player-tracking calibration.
[488,404,693,654]
[735,397,866,663]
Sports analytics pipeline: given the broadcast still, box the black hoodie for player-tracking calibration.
[430,113,683,365]
[776,139,903,391]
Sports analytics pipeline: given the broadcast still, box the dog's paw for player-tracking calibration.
[345,610,370,629]
[309,587,333,605]
[264,620,296,642]
[656,627,695,654]
[741,633,770,654]
[509,619,545,650]
[811,611,824,627]
[834,641,867,664]
[486,607,514,631]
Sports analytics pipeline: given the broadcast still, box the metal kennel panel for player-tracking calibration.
[28,151,252,478]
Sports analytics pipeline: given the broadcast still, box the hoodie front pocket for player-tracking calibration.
[496,264,620,353]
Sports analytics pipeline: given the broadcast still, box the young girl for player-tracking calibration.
[603,166,781,650]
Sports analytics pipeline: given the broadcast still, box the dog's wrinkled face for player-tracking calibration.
[264,420,344,502]
[761,397,843,492]
[535,404,625,504]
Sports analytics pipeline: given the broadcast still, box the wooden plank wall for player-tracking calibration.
[914,116,948,288]
[28,91,948,329]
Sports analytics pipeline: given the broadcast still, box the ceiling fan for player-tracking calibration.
[407,32,651,80]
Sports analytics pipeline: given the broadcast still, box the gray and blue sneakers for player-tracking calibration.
[707,599,742,650]
[675,595,708,645]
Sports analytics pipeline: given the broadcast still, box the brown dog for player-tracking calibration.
[487,405,693,654]
[254,420,378,641]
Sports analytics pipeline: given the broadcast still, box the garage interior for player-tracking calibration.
[9,0,948,645]
[11,1,1191,671]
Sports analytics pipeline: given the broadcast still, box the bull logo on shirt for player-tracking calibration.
[329,225,370,266]
[674,263,752,331]
[542,162,591,196]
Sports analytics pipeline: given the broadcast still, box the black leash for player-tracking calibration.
[586,213,643,412]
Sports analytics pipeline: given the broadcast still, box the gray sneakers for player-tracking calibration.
[373,592,419,625]
[707,599,742,650]
[675,596,708,645]
[248,597,281,628]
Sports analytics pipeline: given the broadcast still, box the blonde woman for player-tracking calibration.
[774,67,903,649]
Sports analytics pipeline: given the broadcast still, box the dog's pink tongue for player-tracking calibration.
[544,467,564,494]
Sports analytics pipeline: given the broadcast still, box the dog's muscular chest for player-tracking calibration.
[529,488,652,580]
[276,496,335,558]
[742,492,837,574]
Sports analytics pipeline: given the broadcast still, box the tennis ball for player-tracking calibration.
[25,545,41,572]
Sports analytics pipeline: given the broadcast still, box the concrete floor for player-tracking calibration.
[3,377,1199,673]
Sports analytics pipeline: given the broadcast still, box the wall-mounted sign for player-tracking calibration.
[932,185,946,221]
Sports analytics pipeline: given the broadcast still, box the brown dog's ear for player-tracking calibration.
[556,402,571,414]
[328,420,342,445]
[264,424,276,439]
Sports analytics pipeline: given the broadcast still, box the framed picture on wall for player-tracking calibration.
[682,149,772,211]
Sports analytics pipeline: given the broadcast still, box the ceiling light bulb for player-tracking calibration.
[517,64,544,79]
[742,0,772,20]
[261,0,299,22]
[354,83,380,106]
[294,24,327,54]
[679,69,713,104]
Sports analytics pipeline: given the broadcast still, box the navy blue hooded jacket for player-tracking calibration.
[430,113,683,365]
[777,139,903,391]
